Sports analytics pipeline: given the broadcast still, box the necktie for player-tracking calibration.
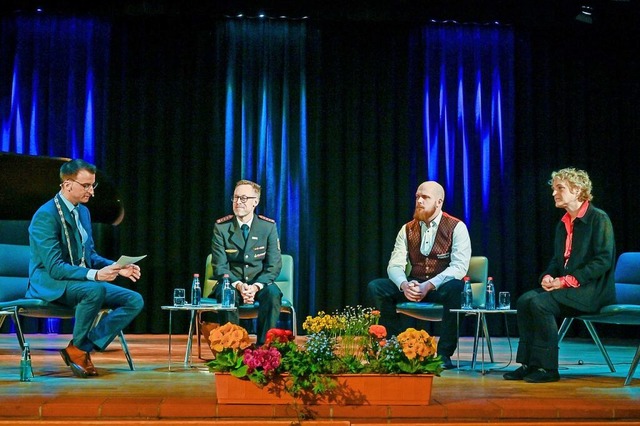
[241,224,249,242]
[73,208,88,244]
[72,207,88,267]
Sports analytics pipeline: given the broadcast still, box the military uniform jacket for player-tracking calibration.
[541,203,616,313]
[27,193,112,301]
[211,214,282,285]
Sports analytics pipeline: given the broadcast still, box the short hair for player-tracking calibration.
[60,159,96,182]
[549,167,593,202]
[235,179,261,198]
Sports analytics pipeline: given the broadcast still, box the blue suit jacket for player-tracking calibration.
[27,193,112,301]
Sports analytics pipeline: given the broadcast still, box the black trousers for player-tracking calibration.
[366,277,464,357]
[515,288,583,370]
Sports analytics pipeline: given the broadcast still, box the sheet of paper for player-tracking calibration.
[115,255,147,266]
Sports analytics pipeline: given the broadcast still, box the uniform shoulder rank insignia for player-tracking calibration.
[216,214,234,224]
[258,214,275,223]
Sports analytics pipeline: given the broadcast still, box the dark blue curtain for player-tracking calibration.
[0,16,110,162]
[414,25,515,290]
[1,14,515,334]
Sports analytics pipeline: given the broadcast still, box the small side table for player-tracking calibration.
[452,308,517,374]
[161,304,236,370]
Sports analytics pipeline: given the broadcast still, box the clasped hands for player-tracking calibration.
[401,280,435,302]
[541,275,562,291]
[96,264,141,282]
[235,282,259,303]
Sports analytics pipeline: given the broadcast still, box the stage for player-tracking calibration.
[0,333,638,425]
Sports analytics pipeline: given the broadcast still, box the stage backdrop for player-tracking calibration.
[2,12,639,339]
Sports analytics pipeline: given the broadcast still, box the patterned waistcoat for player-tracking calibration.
[406,212,460,280]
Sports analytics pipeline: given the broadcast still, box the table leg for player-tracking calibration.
[481,314,495,362]
[471,312,482,370]
[168,310,173,371]
[184,309,196,367]
[456,311,460,369]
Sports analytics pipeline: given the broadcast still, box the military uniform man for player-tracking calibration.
[207,179,282,345]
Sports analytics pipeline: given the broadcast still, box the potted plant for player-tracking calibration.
[206,306,444,406]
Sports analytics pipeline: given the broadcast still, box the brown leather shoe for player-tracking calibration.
[59,341,97,378]
[84,352,98,376]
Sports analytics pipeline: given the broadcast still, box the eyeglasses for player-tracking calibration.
[231,195,257,204]
[70,179,99,191]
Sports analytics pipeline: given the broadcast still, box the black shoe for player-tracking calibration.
[523,368,560,383]
[503,364,530,380]
[440,355,455,370]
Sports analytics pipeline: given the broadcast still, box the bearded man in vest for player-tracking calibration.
[367,181,471,370]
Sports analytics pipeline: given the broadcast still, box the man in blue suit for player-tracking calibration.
[27,159,144,378]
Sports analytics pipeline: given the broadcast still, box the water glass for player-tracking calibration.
[498,291,511,310]
[173,288,186,306]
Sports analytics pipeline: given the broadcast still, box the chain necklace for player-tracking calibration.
[54,195,86,267]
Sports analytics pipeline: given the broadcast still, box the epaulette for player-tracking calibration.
[216,214,234,224]
[258,214,275,223]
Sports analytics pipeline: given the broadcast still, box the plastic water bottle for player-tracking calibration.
[462,276,473,309]
[191,273,201,306]
[485,277,495,310]
[221,274,235,308]
[20,343,32,382]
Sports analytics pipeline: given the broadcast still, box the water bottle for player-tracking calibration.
[485,276,495,310]
[191,273,201,306]
[462,276,473,309]
[20,343,33,382]
[221,274,235,308]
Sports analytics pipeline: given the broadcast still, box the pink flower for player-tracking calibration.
[243,346,282,373]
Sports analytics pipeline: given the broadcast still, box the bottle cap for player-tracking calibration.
[223,273,230,277]
[488,276,493,281]
[464,276,470,280]
[193,273,200,277]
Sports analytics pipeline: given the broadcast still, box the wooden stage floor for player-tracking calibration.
[0,333,639,425]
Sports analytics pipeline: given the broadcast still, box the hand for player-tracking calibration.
[542,276,562,291]
[96,264,123,282]
[402,280,424,302]
[118,264,141,282]
[239,283,259,303]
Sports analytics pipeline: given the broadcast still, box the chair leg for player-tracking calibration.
[117,331,135,371]
[11,310,27,351]
[93,309,135,370]
[583,320,615,373]
[557,317,574,343]
[624,343,640,386]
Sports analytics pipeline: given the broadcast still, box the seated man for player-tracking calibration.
[367,181,471,369]
[205,179,283,345]
[27,159,144,378]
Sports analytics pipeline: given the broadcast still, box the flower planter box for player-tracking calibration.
[215,372,433,405]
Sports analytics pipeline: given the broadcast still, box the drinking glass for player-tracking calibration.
[498,291,511,310]
[173,288,186,306]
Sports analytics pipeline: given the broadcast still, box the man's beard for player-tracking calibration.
[414,206,435,223]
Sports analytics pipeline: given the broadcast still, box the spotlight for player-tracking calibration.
[575,5,594,24]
